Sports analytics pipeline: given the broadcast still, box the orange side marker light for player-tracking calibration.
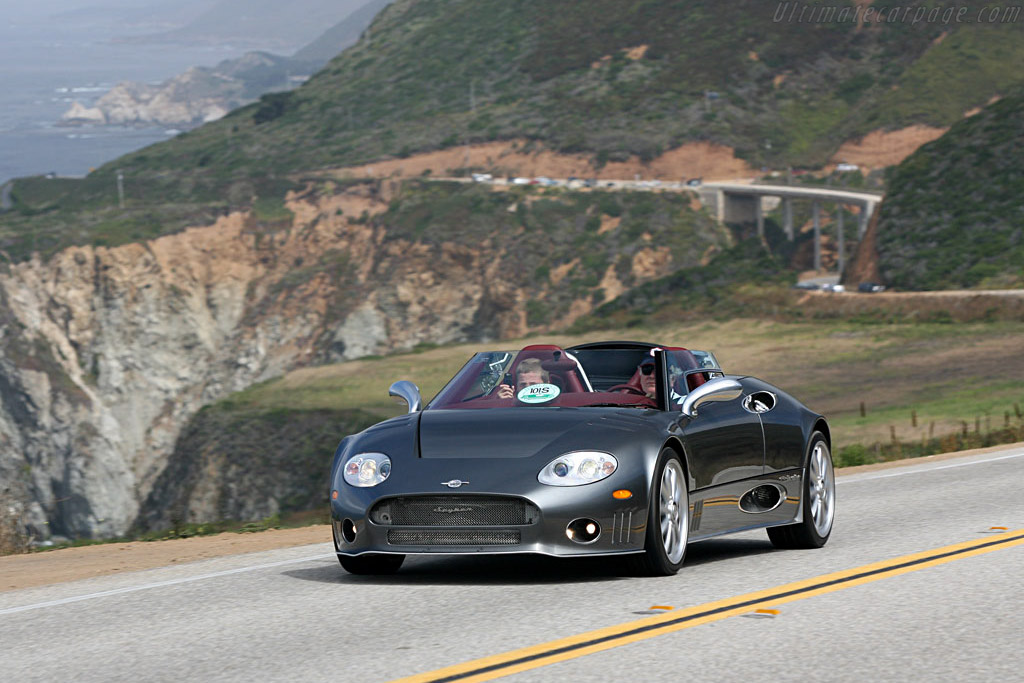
[613,490,632,500]
[331,490,339,500]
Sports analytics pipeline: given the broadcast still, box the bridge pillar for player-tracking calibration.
[858,200,876,238]
[755,197,764,238]
[837,204,845,275]
[782,197,793,241]
[722,193,758,225]
[813,201,821,272]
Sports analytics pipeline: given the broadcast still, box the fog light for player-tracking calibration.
[566,518,601,544]
[342,518,357,543]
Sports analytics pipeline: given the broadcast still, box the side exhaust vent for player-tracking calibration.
[739,484,785,514]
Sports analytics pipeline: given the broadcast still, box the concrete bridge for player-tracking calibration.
[431,175,883,276]
[699,183,882,273]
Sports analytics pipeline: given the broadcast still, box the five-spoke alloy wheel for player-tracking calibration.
[633,448,689,575]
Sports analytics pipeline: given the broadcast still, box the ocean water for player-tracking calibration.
[0,16,260,185]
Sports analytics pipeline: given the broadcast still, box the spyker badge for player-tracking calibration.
[442,479,469,488]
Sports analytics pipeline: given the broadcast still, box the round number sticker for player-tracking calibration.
[517,383,560,404]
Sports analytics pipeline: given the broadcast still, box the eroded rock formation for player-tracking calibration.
[0,181,716,539]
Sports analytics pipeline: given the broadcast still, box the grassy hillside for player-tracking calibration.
[875,90,1024,289]
[5,0,1024,260]
[147,0,1024,172]
[144,317,1024,529]
[138,405,379,531]
[293,0,394,62]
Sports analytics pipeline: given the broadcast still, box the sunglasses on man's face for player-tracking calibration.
[640,363,655,376]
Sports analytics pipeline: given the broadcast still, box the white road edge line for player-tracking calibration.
[0,552,335,616]
[837,450,1024,484]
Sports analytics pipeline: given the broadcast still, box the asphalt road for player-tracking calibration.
[2,447,1022,682]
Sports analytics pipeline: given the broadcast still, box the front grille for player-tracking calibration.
[370,496,539,526]
[388,529,521,546]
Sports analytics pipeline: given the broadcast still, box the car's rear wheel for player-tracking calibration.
[767,432,835,549]
[632,448,689,576]
[338,553,405,575]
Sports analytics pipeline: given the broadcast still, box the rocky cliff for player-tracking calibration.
[0,180,724,539]
[60,54,301,128]
[59,0,390,129]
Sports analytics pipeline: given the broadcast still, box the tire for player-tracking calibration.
[631,448,689,576]
[768,431,835,549]
[338,553,405,575]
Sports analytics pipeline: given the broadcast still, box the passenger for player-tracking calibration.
[497,358,549,399]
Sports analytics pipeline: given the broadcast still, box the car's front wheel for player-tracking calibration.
[338,553,405,575]
[632,448,689,576]
[767,431,835,549]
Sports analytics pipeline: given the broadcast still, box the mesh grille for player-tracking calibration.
[370,496,539,526]
[752,487,775,507]
[739,485,783,513]
[387,529,521,546]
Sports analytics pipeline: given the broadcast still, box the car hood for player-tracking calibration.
[417,408,656,459]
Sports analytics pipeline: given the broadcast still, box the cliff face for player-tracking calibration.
[61,65,254,127]
[0,181,722,539]
[0,188,487,538]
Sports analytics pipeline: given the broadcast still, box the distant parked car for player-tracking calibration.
[857,282,886,293]
[835,163,859,172]
[792,282,819,291]
[534,176,556,186]
[511,177,531,185]
[685,178,702,187]
[471,173,493,183]
[821,284,845,293]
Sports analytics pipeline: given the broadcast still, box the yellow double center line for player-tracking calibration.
[394,529,1024,683]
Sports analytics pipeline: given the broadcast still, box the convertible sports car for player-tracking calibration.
[329,341,835,576]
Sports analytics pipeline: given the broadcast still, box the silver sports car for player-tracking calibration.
[329,341,835,576]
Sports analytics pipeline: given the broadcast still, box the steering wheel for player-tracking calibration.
[608,383,646,395]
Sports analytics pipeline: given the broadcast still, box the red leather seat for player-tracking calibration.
[511,345,586,393]
[664,347,707,391]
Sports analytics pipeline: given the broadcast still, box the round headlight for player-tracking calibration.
[578,459,598,478]
[343,453,391,487]
[539,451,617,486]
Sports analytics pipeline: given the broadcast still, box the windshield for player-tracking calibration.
[426,345,724,411]
[427,347,658,410]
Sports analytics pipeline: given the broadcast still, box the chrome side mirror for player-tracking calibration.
[389,380,422,413]
[681,378,743,417]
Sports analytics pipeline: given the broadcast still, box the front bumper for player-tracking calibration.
[331,476,650,557]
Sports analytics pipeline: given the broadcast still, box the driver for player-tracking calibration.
[638,357,657,398]
[637,357,686,405]
[497,358,549,399]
